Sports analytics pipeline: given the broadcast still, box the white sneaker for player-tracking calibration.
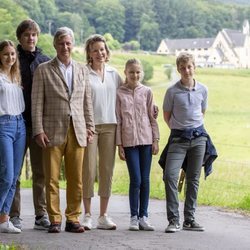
[129,216,139,231]
[0,220,21,233]
[82,213,92,230]
[97,214,116,230]
[139,216,155,231]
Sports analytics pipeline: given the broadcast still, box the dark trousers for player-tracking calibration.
[124,145,152,218]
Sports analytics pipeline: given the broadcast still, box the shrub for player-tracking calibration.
[141,60,153,83]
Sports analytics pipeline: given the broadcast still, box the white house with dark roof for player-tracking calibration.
[157,20,250,68]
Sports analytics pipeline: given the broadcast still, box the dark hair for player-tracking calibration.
[85,34,110,65]
[16,19,40,40]
[0,40,21,84]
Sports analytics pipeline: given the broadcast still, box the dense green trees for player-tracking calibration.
[1,0,250,51]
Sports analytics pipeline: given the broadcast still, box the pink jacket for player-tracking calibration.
[116,83,159,147]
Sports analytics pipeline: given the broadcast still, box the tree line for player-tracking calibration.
[1,0,250,52]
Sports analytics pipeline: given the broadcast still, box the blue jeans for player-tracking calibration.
[0,115,26,215]
[124,145,152,218]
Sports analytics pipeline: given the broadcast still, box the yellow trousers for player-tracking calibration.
[43,122,84,223]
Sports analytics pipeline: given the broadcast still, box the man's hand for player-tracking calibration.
[35,133,50,148]
[87,129,94,144]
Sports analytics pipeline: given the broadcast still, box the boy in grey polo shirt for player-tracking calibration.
[163,52,207,233]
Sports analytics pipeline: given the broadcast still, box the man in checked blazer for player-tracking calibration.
[31,27,95,233]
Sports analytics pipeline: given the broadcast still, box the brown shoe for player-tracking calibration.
[65,221,85,233]
[48,222,61,233]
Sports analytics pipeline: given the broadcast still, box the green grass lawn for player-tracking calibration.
[21,52,250,213]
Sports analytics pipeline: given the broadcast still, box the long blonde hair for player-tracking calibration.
[0,40,21,85]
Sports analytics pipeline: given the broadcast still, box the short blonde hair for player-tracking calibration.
[84,34,110,65]
[176,52,195,68]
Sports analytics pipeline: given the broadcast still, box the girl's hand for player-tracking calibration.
[118,145,126,161]
[152,141,159,155]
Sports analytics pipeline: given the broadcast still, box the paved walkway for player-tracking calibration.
[0,189,250,250]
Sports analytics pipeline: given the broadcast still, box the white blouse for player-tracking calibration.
[87,65,123,125]
[0,73,25,116]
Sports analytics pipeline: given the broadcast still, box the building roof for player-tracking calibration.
[164,37,215,51]
[222,29,246,47]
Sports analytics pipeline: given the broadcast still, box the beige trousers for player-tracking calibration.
[82,124,116,198]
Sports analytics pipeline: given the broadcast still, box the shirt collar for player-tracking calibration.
[177,79,197,91]
[56,57,73,68]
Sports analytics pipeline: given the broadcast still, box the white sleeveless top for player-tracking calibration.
[0,73,25,116]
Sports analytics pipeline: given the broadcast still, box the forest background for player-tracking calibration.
[1,0,250,53]
[1,0,250,213]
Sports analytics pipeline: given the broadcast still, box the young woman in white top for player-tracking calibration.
[82,34,123,230]
[0,40,26,234]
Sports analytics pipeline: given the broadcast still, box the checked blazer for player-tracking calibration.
[31,57,95,147]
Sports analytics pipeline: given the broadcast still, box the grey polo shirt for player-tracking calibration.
[163,80,208,129]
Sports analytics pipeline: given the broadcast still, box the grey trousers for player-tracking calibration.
[164,136,206,223]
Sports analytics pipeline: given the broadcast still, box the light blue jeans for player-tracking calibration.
[164,136,206,223]
[0,114,26,215]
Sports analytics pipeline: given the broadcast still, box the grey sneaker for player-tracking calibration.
[34,215,50,230]
[165,220,180,233]
[129,216,139,231]
[139,216,155,231]
[183,220,205,231]
[10,216,22,230]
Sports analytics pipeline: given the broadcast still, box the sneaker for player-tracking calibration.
[97,214,116,230]
[0,220,21,233]
[129,216,139,231]
[139,216,155,231]
[165,220,181,233]
[10,216,22,230]
[34,214,50,230]
[183,220,205,231]
[82,213,92,230]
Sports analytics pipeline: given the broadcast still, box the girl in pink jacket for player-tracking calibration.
[116,58,159,231]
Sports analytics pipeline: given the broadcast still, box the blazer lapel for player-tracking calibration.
[50,58,69,92]
[71,61,79,99]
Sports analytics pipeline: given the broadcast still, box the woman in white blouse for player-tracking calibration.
[0,40,26,234]
[82,35,123,230]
